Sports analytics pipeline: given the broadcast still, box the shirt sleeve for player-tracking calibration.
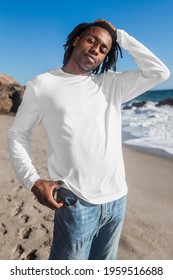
[7,81,43,191]
[114,29,170,104]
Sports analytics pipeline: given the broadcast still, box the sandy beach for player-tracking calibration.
[0,114,173,260]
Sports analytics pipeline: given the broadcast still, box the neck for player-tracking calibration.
[62,63,91,76]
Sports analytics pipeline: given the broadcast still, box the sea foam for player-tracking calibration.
[122,101,173,156]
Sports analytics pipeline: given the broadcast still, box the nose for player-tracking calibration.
[89,44,99,55]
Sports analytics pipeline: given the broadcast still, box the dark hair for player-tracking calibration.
[63,21,122,74]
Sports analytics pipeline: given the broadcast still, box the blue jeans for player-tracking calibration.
[49,187,126,260]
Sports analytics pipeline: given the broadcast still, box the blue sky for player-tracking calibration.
[1,0,172,89]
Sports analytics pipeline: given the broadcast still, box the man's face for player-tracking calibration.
[71,26,112,74]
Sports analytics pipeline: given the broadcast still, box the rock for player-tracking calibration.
[0,74,24,114]
[131,101,146,108]
[123,104,132,110]
[123,101,147,110]
[156,98,173,107]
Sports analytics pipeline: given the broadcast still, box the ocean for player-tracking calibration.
[121,89,173,157]
[131,89,173,102]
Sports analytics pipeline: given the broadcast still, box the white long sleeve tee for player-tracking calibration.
[8,29,170,204]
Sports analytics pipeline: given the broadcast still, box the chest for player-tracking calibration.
[39,78,108,119]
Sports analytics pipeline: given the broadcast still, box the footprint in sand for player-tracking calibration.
[13,185,23,192]
[0,223,7,235]
[11,201,24,216]
[32,205,41,213]
[43,213,54,222]
[18,226,32,239]
[4,194,12,202]
[21,249,38,260]
[40,224,49,234]
[43,238,52,248]
[20,214,29,224]
[10,244,24,260]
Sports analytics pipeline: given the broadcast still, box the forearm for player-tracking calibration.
[117,29,170,80]
[8,130,40,190]
[115,29,170,103]
[7,81,43,190]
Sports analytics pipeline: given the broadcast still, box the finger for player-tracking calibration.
[46,195,64,209]
[42,199,64,210]
[94,18,103,23]
[56,202,64,208]
[52,193,64,208]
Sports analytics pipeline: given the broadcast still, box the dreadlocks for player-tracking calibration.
[63,21,123,74]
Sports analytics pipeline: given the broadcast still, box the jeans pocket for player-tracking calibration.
[54,187,78,207]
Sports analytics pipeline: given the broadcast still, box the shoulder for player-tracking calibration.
[97,70,118,84]
[29,68,60,87]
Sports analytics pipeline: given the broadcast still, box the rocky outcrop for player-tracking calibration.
[0,74,24,114]
[156,98,173,107]
[123,101,147,110]
[123,98,173,110]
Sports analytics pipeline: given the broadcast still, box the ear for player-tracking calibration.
[72,36,80,47]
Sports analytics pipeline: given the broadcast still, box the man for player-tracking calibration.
[8,19,170,260]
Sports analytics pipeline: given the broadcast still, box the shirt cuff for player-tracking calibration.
[24,174,41,191]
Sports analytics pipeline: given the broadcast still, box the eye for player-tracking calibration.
[87,38,95,44]
[100,48,107,55]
